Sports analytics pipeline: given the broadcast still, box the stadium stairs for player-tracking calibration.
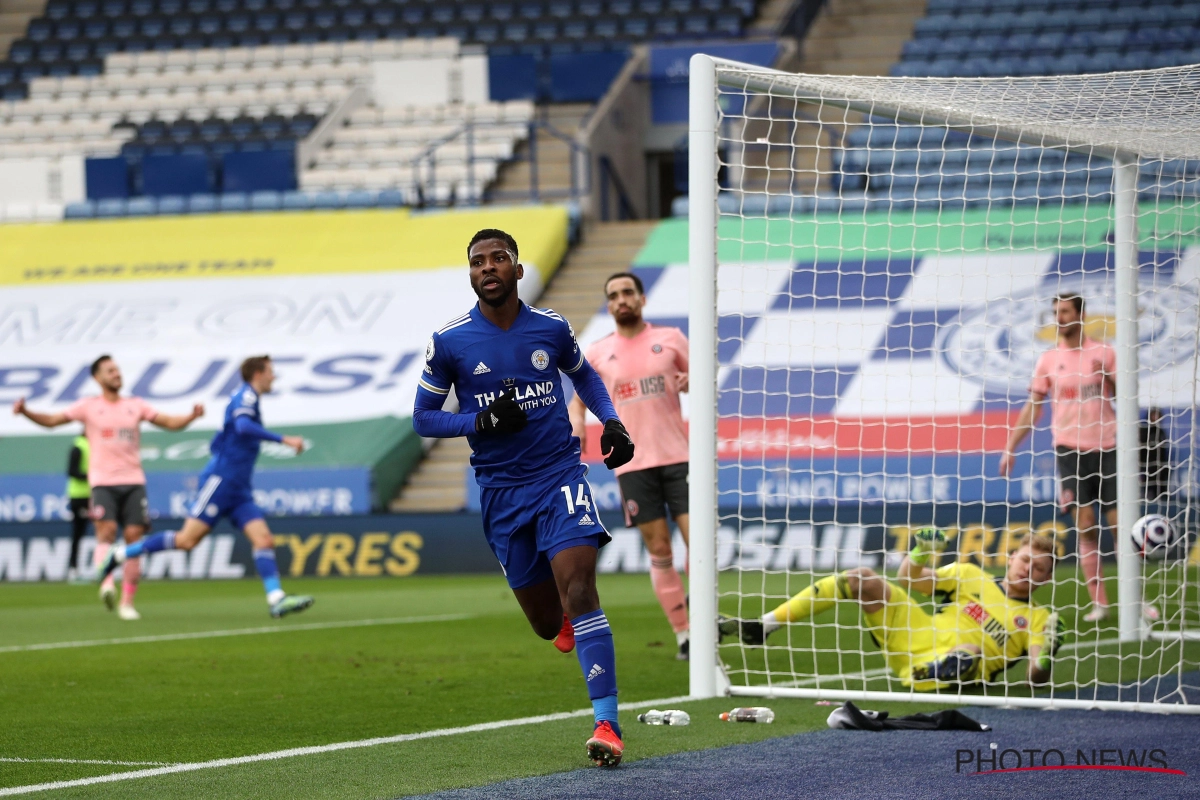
[727,0,923,199]
[390,218,658,512]
[489,101,590,203]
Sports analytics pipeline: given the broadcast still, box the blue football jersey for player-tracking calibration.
[418,302,586,487]
[205,383,268,484]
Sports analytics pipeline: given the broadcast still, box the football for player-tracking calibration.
[1131,513,1179,558]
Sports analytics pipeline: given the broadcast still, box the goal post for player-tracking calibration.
[688,56,1200,711]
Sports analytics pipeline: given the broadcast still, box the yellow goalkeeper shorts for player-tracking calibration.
[862,581,960,692]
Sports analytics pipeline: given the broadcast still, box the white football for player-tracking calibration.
[1131,513,1178,558]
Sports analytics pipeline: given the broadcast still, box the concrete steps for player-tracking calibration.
[390,219,658,512]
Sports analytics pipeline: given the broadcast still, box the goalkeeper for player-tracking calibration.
[721,531,1062,690]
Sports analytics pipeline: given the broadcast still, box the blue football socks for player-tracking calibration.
[125,531,175,559]
[254,548,284,604]
[572,608,620,737]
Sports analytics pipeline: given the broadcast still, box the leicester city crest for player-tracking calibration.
[531,349,550,370]
[938,273,1199,401]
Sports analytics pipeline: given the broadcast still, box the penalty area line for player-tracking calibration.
[0,614,473,655]
[0,695,693,797]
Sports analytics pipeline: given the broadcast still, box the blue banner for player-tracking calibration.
[0,468,372,523]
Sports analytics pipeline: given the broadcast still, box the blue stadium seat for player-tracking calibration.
[65,201,98,219]
[125,196,158,215]
[187,193,218,212]
[343,189,376,207]
[281,190,316,210]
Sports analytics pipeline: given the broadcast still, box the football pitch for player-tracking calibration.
[2,568,1196,798]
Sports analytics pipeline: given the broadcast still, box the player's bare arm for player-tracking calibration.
[999,391,1047,476]
[12,398,70,428]
[151,403,206,431]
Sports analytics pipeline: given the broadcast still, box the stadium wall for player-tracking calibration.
[0,504,1174,582]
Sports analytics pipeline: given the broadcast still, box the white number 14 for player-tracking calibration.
[560,483,592,514]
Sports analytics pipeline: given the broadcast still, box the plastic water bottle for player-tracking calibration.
[637,709,691,726]
[720,707,775,723]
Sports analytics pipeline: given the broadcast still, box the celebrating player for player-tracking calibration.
[97,356,313,618]
[13,355,203,619]
[721,530,1064,690]
[413,229,635,767]
[999,293,1157,622]
[568,272,691,660]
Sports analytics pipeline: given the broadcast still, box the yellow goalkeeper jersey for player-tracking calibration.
[930,562,1052,680]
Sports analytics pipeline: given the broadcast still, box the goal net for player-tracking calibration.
[687,57,1200,713]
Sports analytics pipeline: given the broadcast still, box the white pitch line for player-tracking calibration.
[0,695,694,797]
[0,759,177,767]
[0,614,473,655]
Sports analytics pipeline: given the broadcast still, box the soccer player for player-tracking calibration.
[412,229,635,767]
[65,432,91,583]
[721,530,1064,690]
[13,355,203,619]
[999,293,1156,622]
[96,356,314,619]
[568,272,691,660]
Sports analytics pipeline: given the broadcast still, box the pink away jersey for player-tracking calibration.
[586,324,689,475]
[64,396,159,486]
[1029,337,1117,451]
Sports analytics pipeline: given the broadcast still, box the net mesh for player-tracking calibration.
[707,62,1200,709]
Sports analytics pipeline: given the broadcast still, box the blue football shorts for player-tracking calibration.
[189,472,264,530]
[479,462,611,590]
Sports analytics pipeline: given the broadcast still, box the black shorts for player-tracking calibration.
[68,497,91,520]
[91,484,150,528]
[617,462,688,527]
[1055,447,1117,512]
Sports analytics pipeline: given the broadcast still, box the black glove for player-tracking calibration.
[600,418,635,469]
[475,390,527,434]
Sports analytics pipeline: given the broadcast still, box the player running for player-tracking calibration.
[568,272,691,660]
[96,356,314,619]
[721,530,1064,690]
[413,229,635,767]
[999,293,1157,623]
[13,354,203,619]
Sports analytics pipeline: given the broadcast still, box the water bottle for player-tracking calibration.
[637,709,691,726]
[720,707,775,723]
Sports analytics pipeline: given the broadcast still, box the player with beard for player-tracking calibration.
[569,272,691,660]
[1000,293,1158,623]
[412,229,635,767]
[96,356,314,619]
[14,355,203,619]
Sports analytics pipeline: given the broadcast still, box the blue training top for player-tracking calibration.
[413,302,618,488]
[204,382,283,485]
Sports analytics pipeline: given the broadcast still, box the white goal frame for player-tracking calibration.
[686,54,1200,712]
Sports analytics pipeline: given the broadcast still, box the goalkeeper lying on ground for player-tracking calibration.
[720,531,1064,690]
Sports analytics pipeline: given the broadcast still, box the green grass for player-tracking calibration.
[3,566,1196,798]
[0,573,934,799]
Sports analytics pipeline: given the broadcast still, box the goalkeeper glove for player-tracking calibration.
[908,527,948,566]
[1035,612,1065,672]
[475,390,527,435]
[600,418,635,469]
